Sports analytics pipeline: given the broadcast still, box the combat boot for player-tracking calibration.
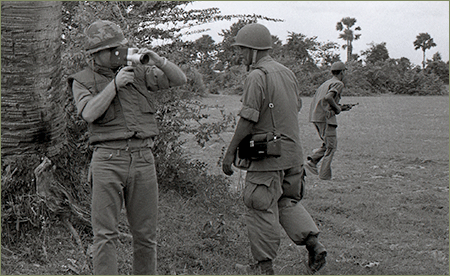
[305,235,327,273]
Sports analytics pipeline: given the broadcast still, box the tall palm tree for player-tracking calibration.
[336,17,362,62]
[414,33,437,69]
[1,1,65,158]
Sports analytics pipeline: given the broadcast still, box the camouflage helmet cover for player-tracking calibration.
[84,20,128,54]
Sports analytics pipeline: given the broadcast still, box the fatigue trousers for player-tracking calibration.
[90,146,158,275]
[243,166,320,262]
[308,122,337,180]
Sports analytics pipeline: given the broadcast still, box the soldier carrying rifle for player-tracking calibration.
[305,61,356,180]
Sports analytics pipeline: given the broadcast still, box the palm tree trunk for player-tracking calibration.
[1,1,65,157]
[422,50,426,69]
[347,40,352,62]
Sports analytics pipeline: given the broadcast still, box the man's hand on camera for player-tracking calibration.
[115,66,135,88]
[138,48,165,67]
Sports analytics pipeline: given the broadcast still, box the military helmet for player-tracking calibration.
[84,20,128,54]
[232,23,272,50]
[331,61,346,71]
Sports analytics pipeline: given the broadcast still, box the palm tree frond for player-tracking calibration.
[342,17,356,27]
[336,17,362,62]
[413,32,437,69]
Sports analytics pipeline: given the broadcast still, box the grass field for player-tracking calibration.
[183,94,449,275]
[2,95,448,275]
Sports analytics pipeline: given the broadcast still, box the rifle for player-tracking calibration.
[341,103,359,111]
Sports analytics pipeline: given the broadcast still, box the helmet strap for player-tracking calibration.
[247,49,258,71]
[252,49,258,66]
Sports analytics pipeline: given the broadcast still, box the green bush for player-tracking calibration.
[277,58,448,96]
[152,88,234,194]
[207,66,246,95]
[426,60,449,84]
[358,59,446,95]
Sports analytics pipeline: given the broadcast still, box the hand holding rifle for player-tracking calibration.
[341,103,359,112]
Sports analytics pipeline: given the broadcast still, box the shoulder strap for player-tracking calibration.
[255,66,276,132]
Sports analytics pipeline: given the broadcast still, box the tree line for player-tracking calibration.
[60,2,448,97]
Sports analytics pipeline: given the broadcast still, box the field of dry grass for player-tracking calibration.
[2,94,448,275]
[182,94,449,275]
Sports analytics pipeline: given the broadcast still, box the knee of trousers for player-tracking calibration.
[278,201,320,245]
[246,210,281,261]
[324,136,337,150]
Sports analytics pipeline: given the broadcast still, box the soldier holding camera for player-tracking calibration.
[68,20,186,275]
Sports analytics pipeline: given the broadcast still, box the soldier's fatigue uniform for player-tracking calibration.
[69,63,171,275]
[239,56,320,262]
[308,76,344,180]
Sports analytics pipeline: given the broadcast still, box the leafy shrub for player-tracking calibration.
[152,88,235,195]
[426,60,449,84]
[288,59,448,96]
[207,66,246,95]
[294,65,331,96]
[358,59,447,95]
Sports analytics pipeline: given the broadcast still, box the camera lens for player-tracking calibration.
[140,54,150,64]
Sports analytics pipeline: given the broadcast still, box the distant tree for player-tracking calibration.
[281,32,340,67]
[431,51,442,62]
[414,32,437,69]
[396,57,413,72]
[316,41,341,67]
[193,35,217,67]
[425,51,449,84]
[336,17,361,62]
[284,32,318,65]
[350,53,361,63]
[362,42,390,64]
[271,35,284,59]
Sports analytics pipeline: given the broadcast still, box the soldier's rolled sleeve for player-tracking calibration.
[72,80,93,116]
[239,105,260,123]
[238,73,265,123]
[145,66,170,91]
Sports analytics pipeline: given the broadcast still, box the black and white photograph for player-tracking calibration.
[1,1,449,275]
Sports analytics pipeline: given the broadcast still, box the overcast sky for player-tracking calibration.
[185,1,449,66]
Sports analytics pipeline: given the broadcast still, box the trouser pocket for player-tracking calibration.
[243,172,281,211]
